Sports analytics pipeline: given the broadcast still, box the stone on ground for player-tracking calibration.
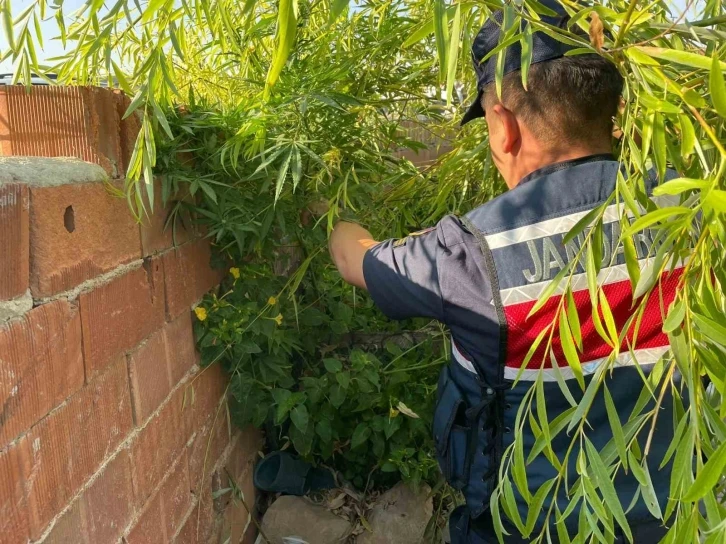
[356,482,433,544]
[261,495,352,544]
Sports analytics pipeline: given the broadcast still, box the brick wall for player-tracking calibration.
[0,87,262,544]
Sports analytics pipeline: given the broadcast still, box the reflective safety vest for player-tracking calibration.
[432,157,682,538]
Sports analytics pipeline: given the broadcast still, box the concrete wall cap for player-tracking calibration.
[0,157,108,187]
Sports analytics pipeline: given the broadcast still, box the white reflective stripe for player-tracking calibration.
[484,195,680,250]
[500,259,685,306]
[503,346,670,382]
[452,340,477,374]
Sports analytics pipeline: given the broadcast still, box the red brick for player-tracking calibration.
[140,178,197,257]
[188,413,230,495]
[165,311,199,387]
[162,239,224,319]
[0,438,31,543]
[221,497,252,544]
[44,449,135,544]
[174,483,219,544]
[127,451,191,544]
[28,181,141,298]
[79,263,165,377]
[0,300,84,449]
[130,388,189,505]
[24,357,133,538]
[0,86,123,177]
[0,184,29,300]
[113,90,141,176]
[186,364,228,436]
[225,429,263,488]
[128,328,171,425]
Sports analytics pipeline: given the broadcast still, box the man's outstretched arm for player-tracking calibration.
[328,221,379,289]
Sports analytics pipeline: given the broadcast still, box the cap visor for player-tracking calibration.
[460,91,485,126]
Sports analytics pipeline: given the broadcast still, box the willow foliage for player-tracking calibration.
[2,0,725,542]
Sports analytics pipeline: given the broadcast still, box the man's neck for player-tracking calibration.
[511,145,613,189]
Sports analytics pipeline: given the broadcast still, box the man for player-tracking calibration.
[329,2,678,542]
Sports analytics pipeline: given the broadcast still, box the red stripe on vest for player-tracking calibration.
[503,267,683,370]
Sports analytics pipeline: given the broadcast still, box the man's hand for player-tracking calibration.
[329,222,378,289]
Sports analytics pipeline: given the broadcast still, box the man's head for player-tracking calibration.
[462,2,624,188]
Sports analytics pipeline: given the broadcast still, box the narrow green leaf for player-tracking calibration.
[403,18,434,47]
[653,177,710,196]
[274,147,293,202]
[585,438,632,542]
[678,114,696,158]
[652,112,667,183]
[265,0,299,97]
[502,478,526,533]
[624,207,689,236]
[622,232,641,288]
[152,102,173,139]
[604,387,627,466]
[433,0,449,84]
[692,313,726,345]
[291,145,302,189]
[566,289,582,349]
[520,25,533,91]
[598,290,618,346]
[660,412,689,470]
[586,241,598,304]
[2,0,14,50]
[527,267,568,318]
[445,4,461,106]
[142,0,170,24]
[329,0,350,23]
[628,452,663,519]
[635,46,726,71]
[710,51,726,118]
[682,439,726,501]
[662,300,686,333]
[524,479,555,536]
[559,310,585,390]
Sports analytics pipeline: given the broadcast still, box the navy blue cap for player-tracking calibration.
[461,0,576,125]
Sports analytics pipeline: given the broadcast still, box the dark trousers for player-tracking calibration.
[450,506,669,544]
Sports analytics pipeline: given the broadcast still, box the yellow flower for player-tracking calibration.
[268,296,277,306]
[389,407,400,418]
[194,306,208,321]
[230,267,240,280]
[273,313,283,326]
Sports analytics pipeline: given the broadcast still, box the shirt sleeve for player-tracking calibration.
[362,226,444,321]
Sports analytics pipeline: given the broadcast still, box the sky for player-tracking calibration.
[0,0,704,74]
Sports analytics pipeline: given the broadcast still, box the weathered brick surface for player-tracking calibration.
[0,299,84,450]
[79,262,164,377]
[43,449,135,544]
[188,412,230,495]
[162,239,224,319]
[126,452,191,544]
[140,179,197,257]
[226,431,262,544]
[113,90,141,176]
[186,364,229,436]
[29,181,141,298]
[0,184,29,300]
[24,357,133,538]
[0,438,31,544]
[130,387,189,506]
[175,482,219,544]
[0,86,124,177]
[165,311,199,386]
[128,328,171,425]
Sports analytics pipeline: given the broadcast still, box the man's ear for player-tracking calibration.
[491,103,521,154]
